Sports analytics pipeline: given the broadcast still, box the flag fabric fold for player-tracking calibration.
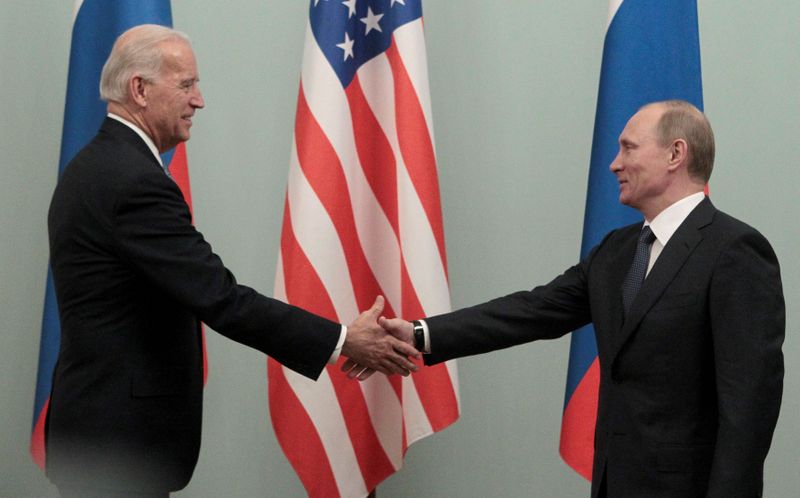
[269,1,460,496]
[559,0,704,481]
[31,0,201,471]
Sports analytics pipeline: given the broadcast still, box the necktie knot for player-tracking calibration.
[639,225,656,245]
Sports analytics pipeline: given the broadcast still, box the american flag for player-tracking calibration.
[268,0,460,496]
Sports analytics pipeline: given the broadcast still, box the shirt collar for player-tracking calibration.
[107,113,164,168]
[645,191,706,246]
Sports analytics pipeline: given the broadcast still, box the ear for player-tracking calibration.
[128,75,148,108]
[667,138,688,172]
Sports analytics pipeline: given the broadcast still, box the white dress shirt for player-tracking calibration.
[644,191,706,276]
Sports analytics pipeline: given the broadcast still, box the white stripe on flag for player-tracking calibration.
[402,375,435,444]
[285,368,368,498]
[359,375,404,470]
[300,24,403,312]
[287,139,357,321]
[398,163,450,316]
[393,20,437,155]
[356,50,449,317]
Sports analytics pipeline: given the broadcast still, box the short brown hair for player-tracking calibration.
[652,100,715,183]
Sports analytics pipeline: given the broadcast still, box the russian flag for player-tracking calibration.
[30,0,201,471]
[559,0,704,480]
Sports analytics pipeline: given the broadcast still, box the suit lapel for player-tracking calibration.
[610,198,716,362]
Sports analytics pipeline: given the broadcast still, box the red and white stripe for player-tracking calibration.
[269,17,460,498]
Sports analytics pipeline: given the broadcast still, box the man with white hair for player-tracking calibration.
[46,24,418,497]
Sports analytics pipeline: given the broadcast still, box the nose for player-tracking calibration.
[191,85,205,109]
[609,150,622,172]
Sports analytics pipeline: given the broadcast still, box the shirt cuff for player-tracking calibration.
[419,319,431,354]
[328,325,348,364]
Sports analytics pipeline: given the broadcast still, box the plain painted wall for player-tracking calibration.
[1,1,797,496]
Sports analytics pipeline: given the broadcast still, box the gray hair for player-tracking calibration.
[99,24,191,103]
[652,100,715,183]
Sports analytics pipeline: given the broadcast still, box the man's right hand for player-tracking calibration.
[340,296,420,380]
[342,315,418,381]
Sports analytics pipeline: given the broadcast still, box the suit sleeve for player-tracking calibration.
[706,230,784,497]
[111,169,340,380]
[423,253,594,365]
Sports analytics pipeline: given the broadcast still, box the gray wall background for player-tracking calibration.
[1,1,797,496]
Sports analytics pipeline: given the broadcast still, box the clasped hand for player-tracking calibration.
[340,296,418,381]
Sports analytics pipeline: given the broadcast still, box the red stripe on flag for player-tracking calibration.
[400,263,459,431]
[342,79,455,433]
[329,367,397,491]
[271,200,340,497]
[292,92,405,482]
[385,41,448,278]
[346,75,400,236]
[30,398,49,471]
[168,143,208,384]
[276,199,397,491]
[278,198,337,319]
[559,357,599,481]
[294,85,396,320]
[170,143,193,209]
[269,360,339,498]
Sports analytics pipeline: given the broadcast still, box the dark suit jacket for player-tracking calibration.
[424,198,784,498]
[46,118,341,492]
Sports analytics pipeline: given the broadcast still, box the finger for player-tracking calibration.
[357,368,375,381]
[342,362,362,380]
[348,364,370,380]
[394,354,418,373]
[391,337,421,359]
[366,295,385,319]
[341,359,370,380]
[378,316,400,332]
[341,358,358,373]
[382,353,417,376]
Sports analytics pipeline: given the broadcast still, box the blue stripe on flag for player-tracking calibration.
[564,0,703,412]
[33,0,175,441]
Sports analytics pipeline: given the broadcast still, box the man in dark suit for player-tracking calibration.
[367,101,784,497]
[46,24,418,497]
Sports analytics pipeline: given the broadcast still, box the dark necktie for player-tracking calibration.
[622,226,656,313]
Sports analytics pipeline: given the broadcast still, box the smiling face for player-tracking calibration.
[609,105,674,218]
[140,39,204,152]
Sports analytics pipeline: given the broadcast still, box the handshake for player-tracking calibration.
[340,296,421,381]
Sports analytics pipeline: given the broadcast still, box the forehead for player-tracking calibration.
[621,105,662,140]
[158,39,198,74]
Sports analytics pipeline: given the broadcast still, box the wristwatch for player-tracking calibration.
[412,320,425,352]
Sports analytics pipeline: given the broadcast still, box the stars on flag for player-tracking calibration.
[336,32,355,61]
[311,0,419,87]
[342,0,356,18]
[319,0,406,63]
[360,7,384,35]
